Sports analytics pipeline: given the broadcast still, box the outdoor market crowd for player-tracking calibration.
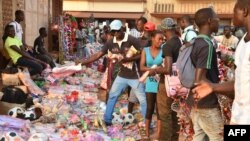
[1,0,250,141]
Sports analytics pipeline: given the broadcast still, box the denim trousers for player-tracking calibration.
[36,54,55,68]
[190,108,224,141]
[16,57,44,76]
[104,76,147,123]
[77,46,90,59]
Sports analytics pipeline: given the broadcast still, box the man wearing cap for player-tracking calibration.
[153,18,181,141]
[76,19,147,126]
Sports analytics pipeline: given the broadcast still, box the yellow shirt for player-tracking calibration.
[4,37,23,64]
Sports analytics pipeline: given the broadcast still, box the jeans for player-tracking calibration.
[190,108,224,141]
[36,54,55,68]
[104,76,147,123]
[16,57,44,76]
[88,35,94,43]
[77,46,90,59]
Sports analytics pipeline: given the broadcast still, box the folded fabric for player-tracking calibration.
[52,64,82,73]
[0,115,30,130]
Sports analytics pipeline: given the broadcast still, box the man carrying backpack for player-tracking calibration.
[183,8,223,141]
[179,15,197,43]
[154,18,182,141]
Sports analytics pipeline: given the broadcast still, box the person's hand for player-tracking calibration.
[118,55,124,62]
[192,81,214,100]
[26,45,33,51]
[148,69,156,76]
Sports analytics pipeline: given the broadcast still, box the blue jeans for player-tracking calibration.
[77,46,90,59]
[104,76,147,123]
[88,35,94,43]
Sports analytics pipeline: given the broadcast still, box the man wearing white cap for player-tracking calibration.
[76,19,147,125]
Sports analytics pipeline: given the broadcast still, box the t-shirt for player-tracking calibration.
[181,25,197,43]
[231,33,250,124]
[9,21,23,42]
[162,36,182,62]
[33,36,46,55]
[187,38,219,109]
[4,37,22,64]
[102,33,142,79]
[160,36,182,83]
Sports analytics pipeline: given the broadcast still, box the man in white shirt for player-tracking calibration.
[179,15,197,43]
[9,10,31,51]
[215,26,239,51]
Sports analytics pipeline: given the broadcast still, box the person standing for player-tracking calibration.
[75,22,88,58]
[76,19,147,125]
[186,8,223,141]
[193,0,250,125]
[129,20,140,38]
[140,30,163,138]
[9,10,32,51]
[33,27,56,68]
[127,17,149,114]
[154,18,181,141]
[136,17,148,38]
[179,15,197,43]
[215,26,239,51]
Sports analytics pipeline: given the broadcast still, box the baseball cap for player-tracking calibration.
[144,22,156,31]
[110,19,123,31]
[161,18,176,30]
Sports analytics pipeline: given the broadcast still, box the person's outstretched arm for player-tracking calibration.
[192,81,235,99]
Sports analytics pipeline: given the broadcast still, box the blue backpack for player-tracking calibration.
[176,35,213,88]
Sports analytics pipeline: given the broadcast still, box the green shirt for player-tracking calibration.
[4,36,23,64]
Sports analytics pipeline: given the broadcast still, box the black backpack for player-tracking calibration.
[1,86,27,104]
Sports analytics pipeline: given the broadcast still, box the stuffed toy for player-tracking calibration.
[8,107,25,118]
[28,133,49,141]
[0,131,24,141]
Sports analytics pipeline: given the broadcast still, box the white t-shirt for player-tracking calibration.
[214,35,239,50]
[9,21,23,42]
[231,33,250,124]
